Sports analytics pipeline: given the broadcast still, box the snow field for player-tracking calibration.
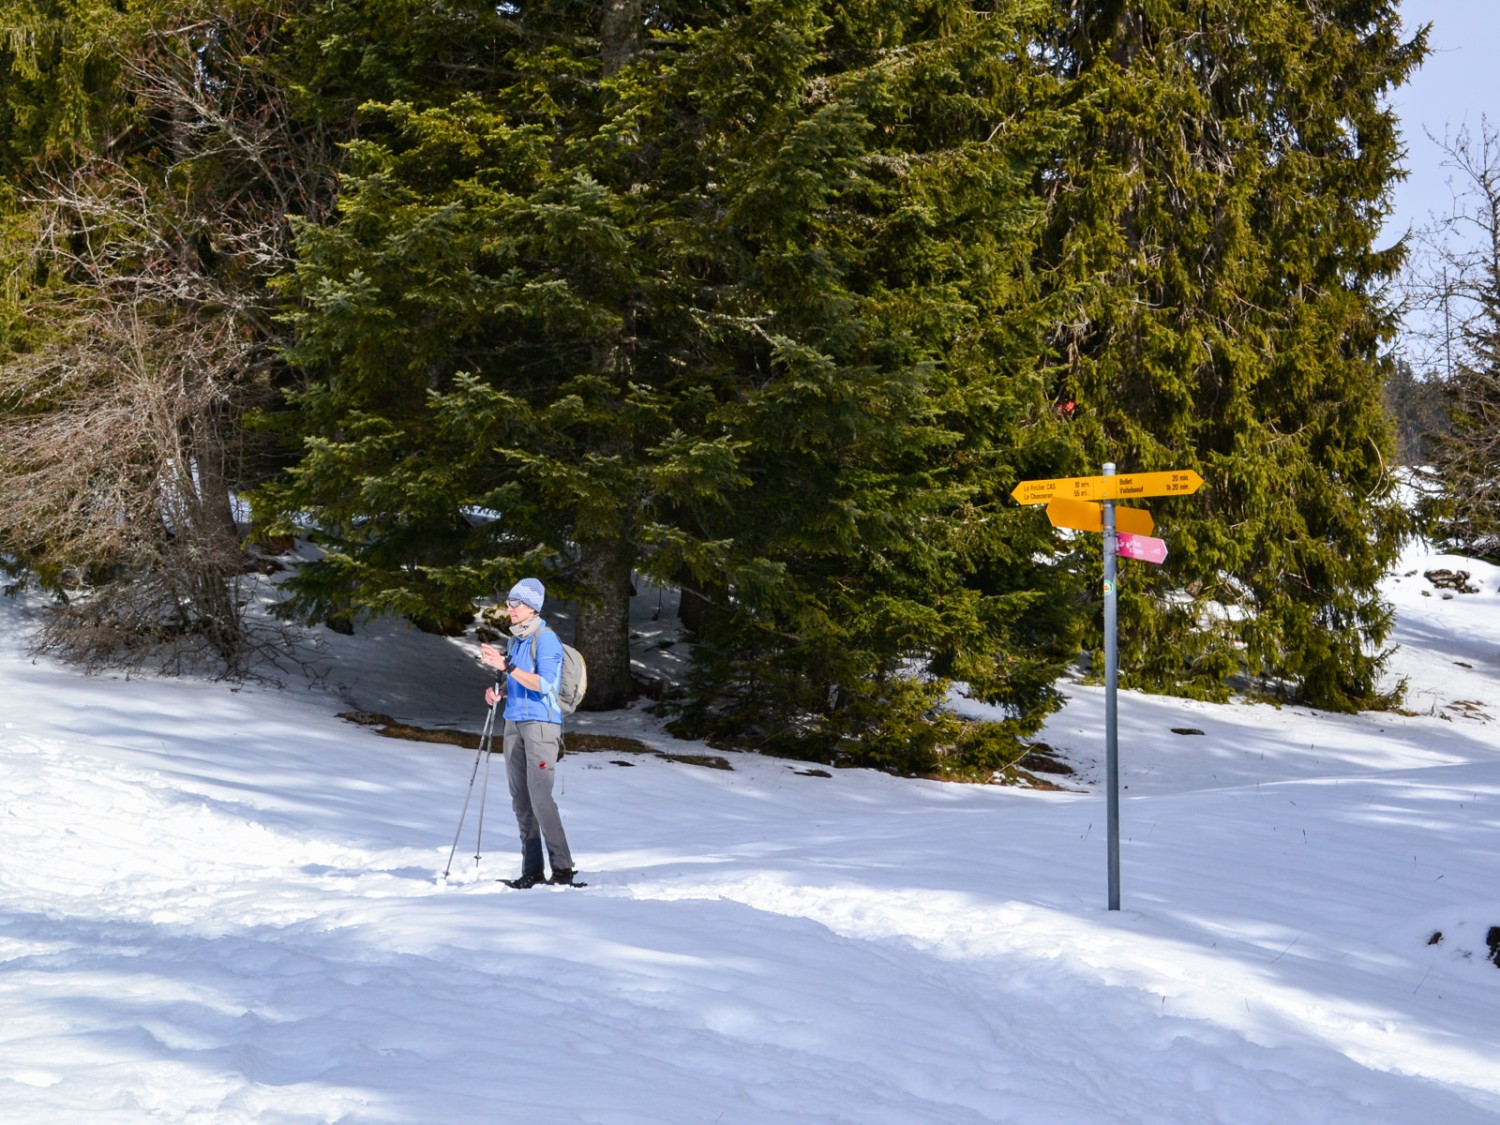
[1,541,1498,1122]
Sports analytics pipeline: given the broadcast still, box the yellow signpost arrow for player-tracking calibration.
[1110,469,1203,500]
[1046,498,1153,536]
[1011,469,1202,506]
[1011,463,1204,913]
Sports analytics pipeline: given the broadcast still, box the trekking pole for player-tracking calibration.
[472,724,497,872]
[441,683,501,880]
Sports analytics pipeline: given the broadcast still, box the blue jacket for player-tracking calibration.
[504,623,564,724]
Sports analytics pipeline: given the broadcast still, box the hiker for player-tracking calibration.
[479,577,577,888]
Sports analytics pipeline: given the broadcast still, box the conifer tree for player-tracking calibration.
[1382,359,1447,467]
[644,0,1082,768]
[255,1,671,705]
[1036,0,1425,709]
[258,0,1082,763]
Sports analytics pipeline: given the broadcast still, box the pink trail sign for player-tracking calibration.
[1115,532,1167,564]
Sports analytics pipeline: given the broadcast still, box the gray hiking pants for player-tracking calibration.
[504,719,572,875]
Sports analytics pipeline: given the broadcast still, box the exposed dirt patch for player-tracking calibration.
[990,764,1075,790]
[659,752,734,770]
[338,712,481,748]
[339,716,733,769]
[565,732,657,754]
[1030,758,1076,777]
[1019,742,1077,777]
[979,742,1082,790]
[1444,700,1493,722]
[567,733,731,769]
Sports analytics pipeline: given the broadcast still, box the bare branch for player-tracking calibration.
[0,4,340,674]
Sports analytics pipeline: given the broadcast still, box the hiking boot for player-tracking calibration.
[549,868,578,885]
[502,870,547,889]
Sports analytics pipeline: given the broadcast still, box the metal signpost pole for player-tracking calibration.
[1009,462,1200,913]
[1102,462,1121,911]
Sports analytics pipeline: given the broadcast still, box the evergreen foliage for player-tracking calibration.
[255,1,680,700]
[1036,0,1423,711]
[0,1,1429,770]
[1383,359,1447,466]
[648,0,1083,768]
[256,0,1084,767]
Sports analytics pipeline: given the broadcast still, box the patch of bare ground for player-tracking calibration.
[997,743,1081,790]
[1444,699,1493,721]
[338,715,733,769]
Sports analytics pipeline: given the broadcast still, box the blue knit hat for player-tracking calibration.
[507,577,545,613]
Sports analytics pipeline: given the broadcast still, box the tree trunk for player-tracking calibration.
[573,537,635,710]
[191,411,244,541]
[599,0,643,77]
[678,586,711,635]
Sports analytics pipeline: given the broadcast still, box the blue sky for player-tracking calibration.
[1387,0,1497,241]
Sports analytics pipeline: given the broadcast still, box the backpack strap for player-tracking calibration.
[528,628,563,723]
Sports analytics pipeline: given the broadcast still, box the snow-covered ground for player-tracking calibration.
[2,543,1498,1124]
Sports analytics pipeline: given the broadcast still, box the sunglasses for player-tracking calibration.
[506,598,526,607]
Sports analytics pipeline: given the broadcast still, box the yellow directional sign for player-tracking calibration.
[1111,469,1203,500]
[1012,475,1105,506]
[1012,469,1202,505]
[1046,498,1153,536]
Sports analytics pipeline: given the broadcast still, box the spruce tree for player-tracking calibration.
[1036,0,1425,710]
[256,1,675,705]
[258,1,1082,763]
[643,0,1082,769]
[1382,359,1447,467]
